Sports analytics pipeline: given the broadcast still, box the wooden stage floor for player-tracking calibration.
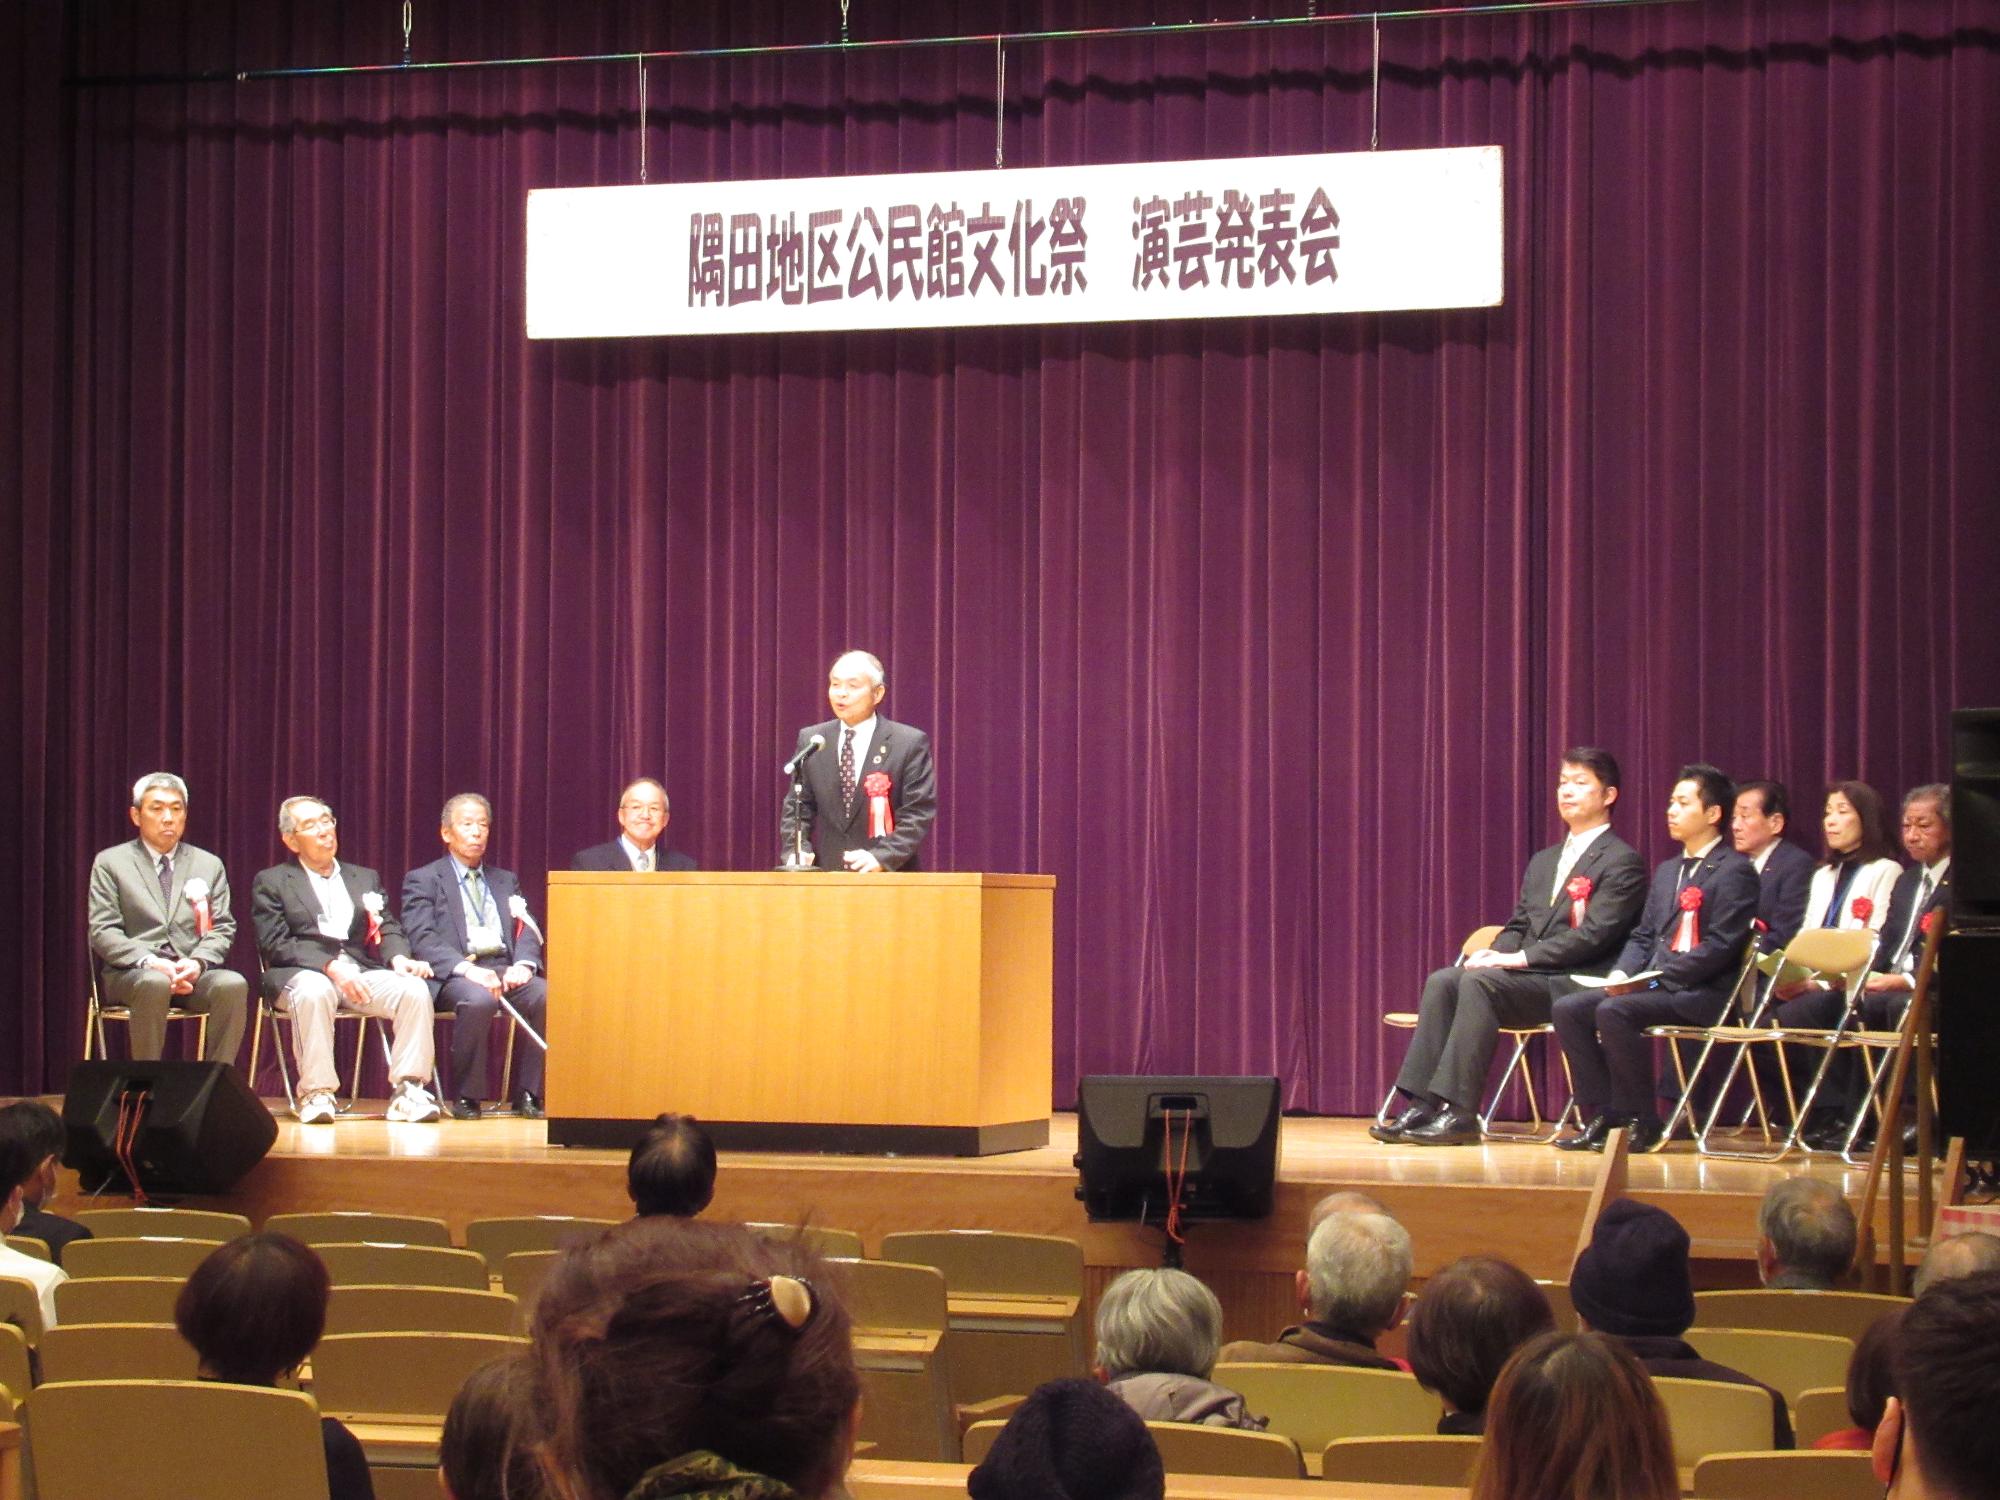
[56,1104,1914,1346]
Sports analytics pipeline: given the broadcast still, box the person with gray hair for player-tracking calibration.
[1218,1210,1411,1368]
[1093,1267,1266,1429]
[1913,1231,2000,1298]
[779,650,938,872]
[1755,1177,1857,1289]
[86,771,248,1063]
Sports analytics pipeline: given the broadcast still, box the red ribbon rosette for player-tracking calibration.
[1920,907,1940,938]
[863,771,894,839]
[1565,874,1592,928]
[184,877,214,938]
[1850,895,1874,928]
[1670,884,1703,953]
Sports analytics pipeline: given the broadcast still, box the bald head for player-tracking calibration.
[1308,1190,1390,1235]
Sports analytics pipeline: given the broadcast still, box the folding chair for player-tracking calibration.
[85,947,209,1062]
[247,956,384,1115]
[1639,935,1764,1151]
[36,1321,203,1382]
[264,1211,454,1248]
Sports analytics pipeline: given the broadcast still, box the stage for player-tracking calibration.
[55,1105,1910,1346]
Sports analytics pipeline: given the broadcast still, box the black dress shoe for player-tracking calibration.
[1629,1115,1667,1152]
[1801,1118,1851,1152]
[1369,1100,1438,1143]
[1404,1104,1481,1146]
[450,1097,482,1121]
[514,1092,545,1120]
[1555,1113,1620,1152]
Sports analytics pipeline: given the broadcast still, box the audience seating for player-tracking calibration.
[1791,1385,1851,1447]
[878,1230,1086,1404]
[36,1321,202,1383]
[25,1379,332,1500]
[1652,1377,1780,1470]
[311,1330,528,1419]
[745,1223,867,1260]
[500,1249,560,1328]
[1690,1449,1879,1500]
[832,1258,959,1463]
[1690,1289,1906,1344]
[368,1468,446,1500]
[2,1237,49,1264]
[53,1276,185,1326]
[325,1284,519,1336]
[0,1326,28,1415]
[0,1278,43,1345]
[1538,1279,1577,1331]
[1319,1434,1483,1486]
[1683,1327,1853,1408]
[76,1207,251,1241]
[463,1216,617,1272]
[958,1419,1008,1465]
[264,1211,454,1248]
[63,1236,223,1280]
[1211,1363,1439,1460]
[1145,1422,1305,1479]
[315,1242,491,1291]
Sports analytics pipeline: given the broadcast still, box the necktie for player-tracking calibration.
[1551,836,1578,904]
[466,868,487,921]
[839,727,857,806]
[156,854,174,912]
[636,849,652,873]
[1677,857,1697,891]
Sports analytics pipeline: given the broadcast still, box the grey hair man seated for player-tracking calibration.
[1756,1177,1857,1290]
[1218,1209,1412,1368]
[1913,1231,2000,1298]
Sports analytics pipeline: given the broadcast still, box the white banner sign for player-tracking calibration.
[526,145,1502,339]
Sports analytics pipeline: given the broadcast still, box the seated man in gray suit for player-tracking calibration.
[571,778,697,872]
[86,772,247,1065]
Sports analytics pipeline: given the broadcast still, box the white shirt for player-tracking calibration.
[617,834,656,872]
[1751,841,1778,874]
[838,716,878,781]
[302,859,354,936]
[1550,821,1613,902]
[0,1238,67,1329]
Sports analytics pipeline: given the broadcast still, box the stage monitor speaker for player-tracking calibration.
[62,1061,277,1196]
[1074,1075,1280,1224]
[1940,931,2000,1157]
[1951,707,2000,929]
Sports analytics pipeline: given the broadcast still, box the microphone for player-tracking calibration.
[783,734,826,777]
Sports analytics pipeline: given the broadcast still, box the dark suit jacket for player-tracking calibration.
[1614,844,1760,1016]
[250,859,413,987]
[400,857,546,996]
[1872,861,1950,974]
[570,839,696,872]
[1754,838,1816,951]
[14,1207,92,1268]
[1489,830,1648,973]
[780,716,938,871]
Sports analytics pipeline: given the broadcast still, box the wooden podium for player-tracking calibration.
[543,872,1054,1155]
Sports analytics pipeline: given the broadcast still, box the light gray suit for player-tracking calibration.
[86,838,248,1064]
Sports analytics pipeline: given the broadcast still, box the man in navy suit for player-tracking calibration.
[571,779,697,873]
[1376,747,1648,1147]
[1552,763,1760,1152]
[1732,780,1816,951]
[402,794,548,1120]
[780,650,938,873]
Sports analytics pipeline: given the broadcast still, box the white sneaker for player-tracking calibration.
[296,1090,337,1125]
[385,1081,441,1123]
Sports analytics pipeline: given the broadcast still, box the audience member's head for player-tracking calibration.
[1093,1267,1225,1381]
[1755,1176,1856,1288]
[0,1130,35,1234]
[441,1352,546,1500]
[1876,1270,2000,1499]
[1298,1210,1413,1339]
[1568,1199,1695,1339]
[1844,1306,1903,1437]
[1913,1231,2000,1298]
[967,1377,1165,1500]
[1407,1257,1557,1421]
[1472,1331,1678,1500]
[626,1113,717,1219]
[1823,780,1896,864]
[174,1233,330,1385]
[531,1218,859,1500]
[0,1100,64,1211]
[1305,1189,1390,1234]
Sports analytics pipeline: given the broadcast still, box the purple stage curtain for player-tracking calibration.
[5,1,1998,1107]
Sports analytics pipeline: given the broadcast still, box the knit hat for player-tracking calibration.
[1568,1198,1697,1338]
[968,1378,1166,1500]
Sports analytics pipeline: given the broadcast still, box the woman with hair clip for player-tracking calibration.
[529,1219,861,1500]
[1471,1331,1677,1500]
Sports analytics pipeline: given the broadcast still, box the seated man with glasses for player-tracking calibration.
[571,778,697,873]
[250,796,441,1124]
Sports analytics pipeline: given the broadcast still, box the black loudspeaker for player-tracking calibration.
[62,1061,277,1196]
[1939,931,2000,1157]
[1074,1075,1281,1224]
[1951,707,2000,929]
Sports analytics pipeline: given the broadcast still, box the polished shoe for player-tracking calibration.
[1800,1118,1852,1152]
[1555,1113,1621,1152]
[1403,1104,1481,1146]
[1628,1115,1668,1153]
[513,1092,545,1120]
[450,1097,483,1121]
[1368,1100,1437,1143]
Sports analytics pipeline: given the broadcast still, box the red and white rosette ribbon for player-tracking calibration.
[1565,875,1592,928]
[864,771,894,839]
[1670,884,1703,953]
[508,893,544,944]
[1920,907,1940,939]
[183,876,214,937]
[1850,895,1874,929]
[360,890,385,947]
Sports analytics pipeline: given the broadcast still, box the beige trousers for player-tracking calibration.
[279,969,435,1096]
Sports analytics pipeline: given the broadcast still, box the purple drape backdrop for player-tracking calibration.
[5,1,1997,1106]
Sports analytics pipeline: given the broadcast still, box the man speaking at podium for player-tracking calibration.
[780,650,937,872]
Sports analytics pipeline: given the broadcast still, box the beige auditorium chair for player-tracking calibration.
[265,1211,454,1248]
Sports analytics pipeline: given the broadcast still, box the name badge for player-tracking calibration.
[467,920,505,958]
[317,915,348,939]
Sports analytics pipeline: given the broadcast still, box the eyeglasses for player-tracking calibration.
[294,814,338,834]
[619,803,665,817]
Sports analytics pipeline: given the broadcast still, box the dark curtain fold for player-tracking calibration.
[5,0,1997,1109]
